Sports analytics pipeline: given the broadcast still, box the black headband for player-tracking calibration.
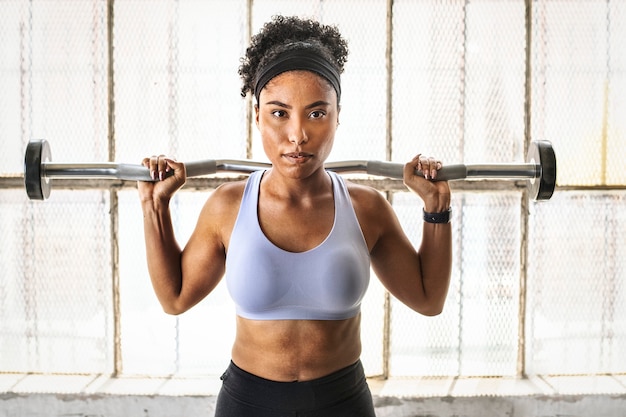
[253,48,341,104]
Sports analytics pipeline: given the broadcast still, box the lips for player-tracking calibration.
[283,152,313,161]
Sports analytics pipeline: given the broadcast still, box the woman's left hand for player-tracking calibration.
[403,154,451,213]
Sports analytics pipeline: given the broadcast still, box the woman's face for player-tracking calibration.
[255,70,339,180]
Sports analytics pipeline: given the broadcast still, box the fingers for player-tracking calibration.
[141,155,181,181]
[404,154,451,212]
[409,154,443,180]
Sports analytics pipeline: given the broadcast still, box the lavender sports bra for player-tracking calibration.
[225,170,370,320]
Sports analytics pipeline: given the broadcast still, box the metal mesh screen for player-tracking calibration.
[527,191,626,375]
[390,0,526,377]
[0,1,112,374]
[392,1,527,163]
[1,0,625,379]
[0,190,113,374]
[1,1,110,167]
[113,0,249,163]
[391,191,522,377]
[531,1,626,186]
[527,0,626,375]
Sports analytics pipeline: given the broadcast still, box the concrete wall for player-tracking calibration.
[1,374,625,417]
[2,392,626,417]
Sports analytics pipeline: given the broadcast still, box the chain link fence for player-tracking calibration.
[1,0,625,378]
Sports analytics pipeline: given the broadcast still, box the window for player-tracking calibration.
[1,0,625,378]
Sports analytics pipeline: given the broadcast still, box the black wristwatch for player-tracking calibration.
[423,207,452,224]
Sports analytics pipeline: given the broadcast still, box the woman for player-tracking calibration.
[138,15,452,417]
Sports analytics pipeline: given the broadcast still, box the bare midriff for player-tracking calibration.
[231,313,362,382]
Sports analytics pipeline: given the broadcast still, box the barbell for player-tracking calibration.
[24,139,556,201]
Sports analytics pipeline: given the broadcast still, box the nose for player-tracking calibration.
[287,118,308,146]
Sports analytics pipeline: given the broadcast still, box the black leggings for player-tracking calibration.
[214,360,376,417]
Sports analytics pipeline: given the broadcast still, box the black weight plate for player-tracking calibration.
[24,139,51,200]
[526,140,556,201]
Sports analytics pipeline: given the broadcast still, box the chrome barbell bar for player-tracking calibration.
[24,139,556,201]
[41,160,537,182]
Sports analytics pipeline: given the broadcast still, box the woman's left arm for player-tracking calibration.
[364,155,452,316]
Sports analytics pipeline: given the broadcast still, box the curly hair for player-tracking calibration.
[238,15,349,98]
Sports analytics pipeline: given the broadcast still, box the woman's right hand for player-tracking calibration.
[137,155,186,204]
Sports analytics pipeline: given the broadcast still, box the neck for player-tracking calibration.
[262,168,331,201]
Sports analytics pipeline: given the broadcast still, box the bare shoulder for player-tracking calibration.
[210,180,247,204]
[345,180,391,212]
[195,180,246,241]
[344,180,396,250]
[203,180,246,214]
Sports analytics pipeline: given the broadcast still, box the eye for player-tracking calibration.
[271,109,287,118]
[309,110,326,119]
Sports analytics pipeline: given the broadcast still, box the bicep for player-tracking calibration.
[370,211,427,309]
[363,196,430,312]
[351,183,429,312]
[178,227,226,310]
[175,188,235,313]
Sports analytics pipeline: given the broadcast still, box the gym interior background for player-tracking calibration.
[0,0,624,416]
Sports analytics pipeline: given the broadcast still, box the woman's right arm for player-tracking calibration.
[138,156,228,315]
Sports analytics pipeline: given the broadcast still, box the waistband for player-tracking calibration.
[219,360,367,411]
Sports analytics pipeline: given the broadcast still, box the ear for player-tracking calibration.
[336,104,341,126]
[254,104,260,127]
